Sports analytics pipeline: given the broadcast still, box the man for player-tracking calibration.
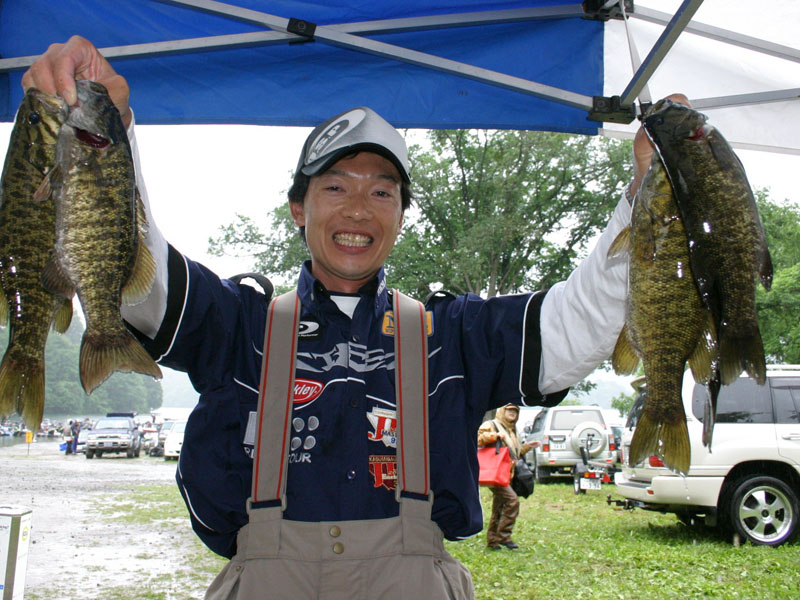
[23,35,675,599]
[477,403,538,550]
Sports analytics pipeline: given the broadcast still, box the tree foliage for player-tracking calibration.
[0,311,163,420]
[754,192,800,364]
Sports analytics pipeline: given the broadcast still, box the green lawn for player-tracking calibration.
[35,478,800,599]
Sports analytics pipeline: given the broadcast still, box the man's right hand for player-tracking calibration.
[21,35,131,128]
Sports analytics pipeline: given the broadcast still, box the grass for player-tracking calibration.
[29,478,800,599]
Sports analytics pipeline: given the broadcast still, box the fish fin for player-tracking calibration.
[40,252,75,299]
[0,355,45,431]
[0,297,7,328]
[79,329,162,395]
[121,238,156,306]
[32,166,57,203]
[718,325,766,386]
[702,374,721,449]
[688,314,718,384]
[52,297,74,334]
[629,413,690,476]
[607,226,631,259]
[611,325,640,375]
[136,188,150,238]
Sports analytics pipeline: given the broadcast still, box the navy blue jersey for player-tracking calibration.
[133,246,567,557]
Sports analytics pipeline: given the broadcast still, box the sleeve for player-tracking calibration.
[537,192,631,394]
[119,111,170,339]
[477,421,498,447]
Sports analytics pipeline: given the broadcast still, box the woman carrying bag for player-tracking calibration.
[477,404,540,550]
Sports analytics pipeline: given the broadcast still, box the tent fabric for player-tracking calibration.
[0,0,604,135]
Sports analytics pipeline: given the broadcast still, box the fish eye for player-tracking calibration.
[28,112,41,126]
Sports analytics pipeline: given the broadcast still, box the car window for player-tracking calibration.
[691,378,773,424]
[550,409,603,430]
[626,391,646,428]
[771,378,800,424]
[531,411,546,434]
[173,421,188,434]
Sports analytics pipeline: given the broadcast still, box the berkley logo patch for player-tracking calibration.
[293,379,323,404]
[369,455,397,491]
[381,311,434,336]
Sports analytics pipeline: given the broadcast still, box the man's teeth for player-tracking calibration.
[334,233,372,247]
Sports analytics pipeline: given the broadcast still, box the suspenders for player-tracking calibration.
[250,289,430,509]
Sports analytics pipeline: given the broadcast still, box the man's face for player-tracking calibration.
[291,152,404,293]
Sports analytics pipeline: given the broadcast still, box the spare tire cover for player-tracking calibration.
[570,422,607,457]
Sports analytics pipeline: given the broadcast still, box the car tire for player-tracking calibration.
[573,472,586,495]
[726,475,799,546]
[570,422,607,457]
[533,452,549,483]
[85,450,94,459]
[126,446,135,458]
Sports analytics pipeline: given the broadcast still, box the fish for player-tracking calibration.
[608,151,717,475]
[41,80,162,394]
[0,88,73,431]
[643,99,772,389]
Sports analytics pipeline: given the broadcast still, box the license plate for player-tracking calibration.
[103,442,113,447]
[551,441,566,450]
[580,478,602,490]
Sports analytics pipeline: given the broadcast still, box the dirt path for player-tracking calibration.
[0,437,213,599]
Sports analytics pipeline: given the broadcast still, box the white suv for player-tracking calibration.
[523,405,616,481]
[614,365,800,546]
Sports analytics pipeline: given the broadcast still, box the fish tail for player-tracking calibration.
[79,329,163,395]
[629,413,690,476]
[719,325,766,386]
[0,354,45,431]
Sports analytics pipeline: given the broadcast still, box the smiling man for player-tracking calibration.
[23,35,662,600]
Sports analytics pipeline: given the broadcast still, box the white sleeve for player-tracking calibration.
[538,192,631,394]
[120,111,170,339]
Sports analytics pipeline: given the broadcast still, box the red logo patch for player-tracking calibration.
[293,379,323,404]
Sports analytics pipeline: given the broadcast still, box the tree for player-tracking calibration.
[209,129,632,299]
[610,390,636,418]
[754,193,800,364]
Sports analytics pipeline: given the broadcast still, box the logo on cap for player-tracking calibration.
[307,108,367,163]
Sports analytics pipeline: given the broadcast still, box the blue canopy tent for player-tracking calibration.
[1,0,798,149]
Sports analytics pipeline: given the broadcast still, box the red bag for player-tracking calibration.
[477,443,512,488]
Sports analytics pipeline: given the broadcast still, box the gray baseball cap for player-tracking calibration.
[296,106,410,182]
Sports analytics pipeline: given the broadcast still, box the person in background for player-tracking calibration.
[477,404,539,550]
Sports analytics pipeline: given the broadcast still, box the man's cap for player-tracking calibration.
[296,106,410,183]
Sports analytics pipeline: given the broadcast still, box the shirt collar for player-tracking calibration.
[297,261,389,318]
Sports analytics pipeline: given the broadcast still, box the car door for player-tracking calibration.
[771,377,800,465]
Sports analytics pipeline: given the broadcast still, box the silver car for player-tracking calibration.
[523,405,615,481]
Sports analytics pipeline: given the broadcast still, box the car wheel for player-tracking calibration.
[570,422,607,458]
[726,475,799,546]
[573,472,586,495]
[85,450,94,459]
[533,452,549,483]
[126,446,135,458]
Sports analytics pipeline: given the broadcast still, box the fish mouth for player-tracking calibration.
[333,232,373,248]
[74,127,110,149]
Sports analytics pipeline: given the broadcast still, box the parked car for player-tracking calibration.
[85,413,142,459]
[614,365,800,546]
[522,404,616,481]
[151,419,179,457]
[163,420,187,460]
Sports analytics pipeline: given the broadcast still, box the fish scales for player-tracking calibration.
[644,100,772,387]
[609,154,716,475]
[44,80,161,394]
[0,89,73,430]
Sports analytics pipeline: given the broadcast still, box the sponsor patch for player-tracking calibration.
[366,407,397,448]
[298,318,322,340]
[294,379,323,405]
[381,311,434,336]
[369,455,397,491]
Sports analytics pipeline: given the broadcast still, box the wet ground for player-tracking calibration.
[0,437,212,599]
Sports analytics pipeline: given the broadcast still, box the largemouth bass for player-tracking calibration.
[0,89,73,430]
[643,99,772,387]
[41,80,161,394]
[608,155,717,475]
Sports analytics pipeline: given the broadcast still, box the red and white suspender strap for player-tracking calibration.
[250,289,430,508]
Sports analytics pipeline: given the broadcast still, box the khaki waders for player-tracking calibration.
[205,291,475,600]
